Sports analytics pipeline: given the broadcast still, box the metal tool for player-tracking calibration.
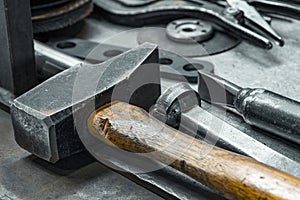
[226,0,284,46]
[198,71,300,146]
[152,82,300,178]
[10,43,226,200]
[88,103,300,200]
[0,40,214,162]
[94,0,282,49]
[13,42,300,200]
[10,41,300,198]
[11,43,161,163]
[14,41,300,174]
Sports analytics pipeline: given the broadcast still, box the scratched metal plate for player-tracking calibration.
[1,13,300,200]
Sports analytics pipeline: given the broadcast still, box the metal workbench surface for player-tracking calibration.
[1,12,300,199]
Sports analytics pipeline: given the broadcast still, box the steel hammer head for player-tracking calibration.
[11,43,160,163]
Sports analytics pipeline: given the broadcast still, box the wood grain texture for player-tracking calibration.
[88,101,300,200]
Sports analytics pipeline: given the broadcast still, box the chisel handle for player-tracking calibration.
[88,101,300,200]
[235,88,300,145]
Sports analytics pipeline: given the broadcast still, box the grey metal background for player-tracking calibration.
[1,13,300,199]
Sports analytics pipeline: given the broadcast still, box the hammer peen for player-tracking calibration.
[12,43,300,199]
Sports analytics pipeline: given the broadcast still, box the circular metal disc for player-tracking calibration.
[166,19,214,44]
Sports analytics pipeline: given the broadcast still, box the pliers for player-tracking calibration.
[217,0,300,46]
[94,0,300,49]
[226,0,284,46]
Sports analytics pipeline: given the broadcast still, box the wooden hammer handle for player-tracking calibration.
[88,102,300,200]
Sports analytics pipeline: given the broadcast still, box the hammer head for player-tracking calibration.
[11,43,160,163]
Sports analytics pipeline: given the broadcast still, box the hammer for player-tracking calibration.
[12,43,300,199]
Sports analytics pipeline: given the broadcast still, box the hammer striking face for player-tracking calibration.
[11,43,160,163]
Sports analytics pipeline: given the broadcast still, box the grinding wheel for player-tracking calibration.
[31,0,93,34]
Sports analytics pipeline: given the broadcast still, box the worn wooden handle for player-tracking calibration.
[88,101,300,200]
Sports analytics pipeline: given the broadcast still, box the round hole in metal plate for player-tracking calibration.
[182,27,196,32]
[183,63,204,71]
[103,50,123,57]
[56,41,76,49]
[159,58,173,65]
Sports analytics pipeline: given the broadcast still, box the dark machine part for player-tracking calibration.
[152,82,300,178]
[137,25,240,57]
[93,0,273,49]
[198,71,300,146]
[46,38,214,83]
[0,0,37,97]
[31,0,93,33]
